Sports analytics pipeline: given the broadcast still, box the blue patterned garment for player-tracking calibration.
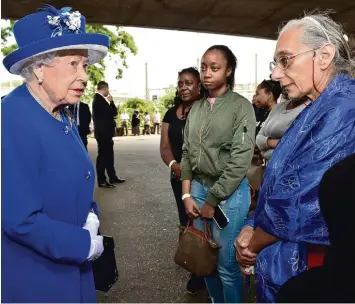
[246,73,355,303]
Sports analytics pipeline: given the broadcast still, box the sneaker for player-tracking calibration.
[186,274,205,295]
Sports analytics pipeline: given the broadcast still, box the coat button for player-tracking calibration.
[85,171,91,180]
[63,125,69,134]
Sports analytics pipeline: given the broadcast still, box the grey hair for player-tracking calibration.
[20,52,57,81]
[279,12,355,78]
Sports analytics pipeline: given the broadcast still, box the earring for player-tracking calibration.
[38,78,43,84]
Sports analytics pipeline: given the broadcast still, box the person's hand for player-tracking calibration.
[86,235,104,261]
[184,197,200,219]
[171,162,181,180]
[200,203,215,219]
[266,138,280,149]
[107,94,113,102]
[235,227,257,274]
[83,212,99,237]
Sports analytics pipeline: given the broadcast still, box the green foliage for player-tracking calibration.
[160,86,177,109]
[83,25,138,102]
[115,98,166,128]
[124,97,145,110]
[1,21,138,103]
[1,20,16,56]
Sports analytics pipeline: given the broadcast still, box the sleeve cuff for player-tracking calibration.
[181,169,192,181]
[244,213,255,229]
[206,192,221,207]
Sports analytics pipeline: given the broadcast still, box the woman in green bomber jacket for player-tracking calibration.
[181,45,256,303]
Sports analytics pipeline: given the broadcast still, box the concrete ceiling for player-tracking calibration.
[2,0,355,40]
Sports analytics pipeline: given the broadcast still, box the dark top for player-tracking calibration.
[253,104,270,137]
[132,113,140,127]
[276,153,355,303]
[92,93,117,138]
[276,265,355,303]
[68,102,92,137]
[163,105,186,163]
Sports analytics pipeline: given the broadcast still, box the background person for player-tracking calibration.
[93,81,125,188]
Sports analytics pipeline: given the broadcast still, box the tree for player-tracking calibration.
[115,98,156,128]
[84,25,137,102]
[124,97,146,110]
[160,86,177,109]
[1,21,138,102]
[1,20,17,56]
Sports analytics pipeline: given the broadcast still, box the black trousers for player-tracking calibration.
[154,123,160,134]
[170,177,188,227]
[96,137,117,184]
[143,124,150,134]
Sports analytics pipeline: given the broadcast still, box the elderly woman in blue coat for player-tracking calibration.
[2,6,110,303]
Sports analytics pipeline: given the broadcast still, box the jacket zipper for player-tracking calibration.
[197,102,213,169]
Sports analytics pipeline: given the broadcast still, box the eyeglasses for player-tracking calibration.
[270,48,319,72]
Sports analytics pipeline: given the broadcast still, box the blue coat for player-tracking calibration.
[2,84,98,302]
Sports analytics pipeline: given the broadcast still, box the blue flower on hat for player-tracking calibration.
[3,4,110,75]
[44,6,82,37]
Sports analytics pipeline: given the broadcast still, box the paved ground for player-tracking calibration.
[87,135,210,303]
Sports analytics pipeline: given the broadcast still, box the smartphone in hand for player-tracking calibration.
[213,205,229,229]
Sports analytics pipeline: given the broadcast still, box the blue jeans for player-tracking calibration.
[191,178,250,303]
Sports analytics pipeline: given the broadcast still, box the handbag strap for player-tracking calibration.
[186,218,192,228]
[185,219,213,239]
[249,183,256,198]
[203,220,212,239]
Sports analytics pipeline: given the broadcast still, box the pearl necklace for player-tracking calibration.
[26,84,61,121]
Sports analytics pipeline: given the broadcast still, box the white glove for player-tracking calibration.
[83,212,99,237]
[87,235,104,261]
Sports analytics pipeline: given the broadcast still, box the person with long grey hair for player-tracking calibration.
[235,12,355,302]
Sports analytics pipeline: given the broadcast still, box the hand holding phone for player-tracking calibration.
[213,205,229,230]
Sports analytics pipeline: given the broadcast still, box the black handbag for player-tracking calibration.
[92,235,119,292]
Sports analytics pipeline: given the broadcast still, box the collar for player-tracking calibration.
[96,92,107,99]
[204,88,233,105]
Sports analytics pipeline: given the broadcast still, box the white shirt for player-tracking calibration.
[96,92,109,103]
[74,102,80,126]
[153,113,161,123]
[143,114,151,124]
[121,113,129,121]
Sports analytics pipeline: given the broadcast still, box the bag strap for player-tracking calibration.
[185,219,212,239]
[186,219,192,228]
[203,220,212,239]
[249,184,256,198]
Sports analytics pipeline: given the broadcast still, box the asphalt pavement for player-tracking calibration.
[88,135,210,303]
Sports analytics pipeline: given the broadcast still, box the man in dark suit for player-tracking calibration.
[68,101,92,150]
[92,81,125,188]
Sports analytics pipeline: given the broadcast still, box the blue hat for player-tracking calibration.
[3,5,110,75]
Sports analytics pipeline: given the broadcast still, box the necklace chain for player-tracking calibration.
[26,84,61,121]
